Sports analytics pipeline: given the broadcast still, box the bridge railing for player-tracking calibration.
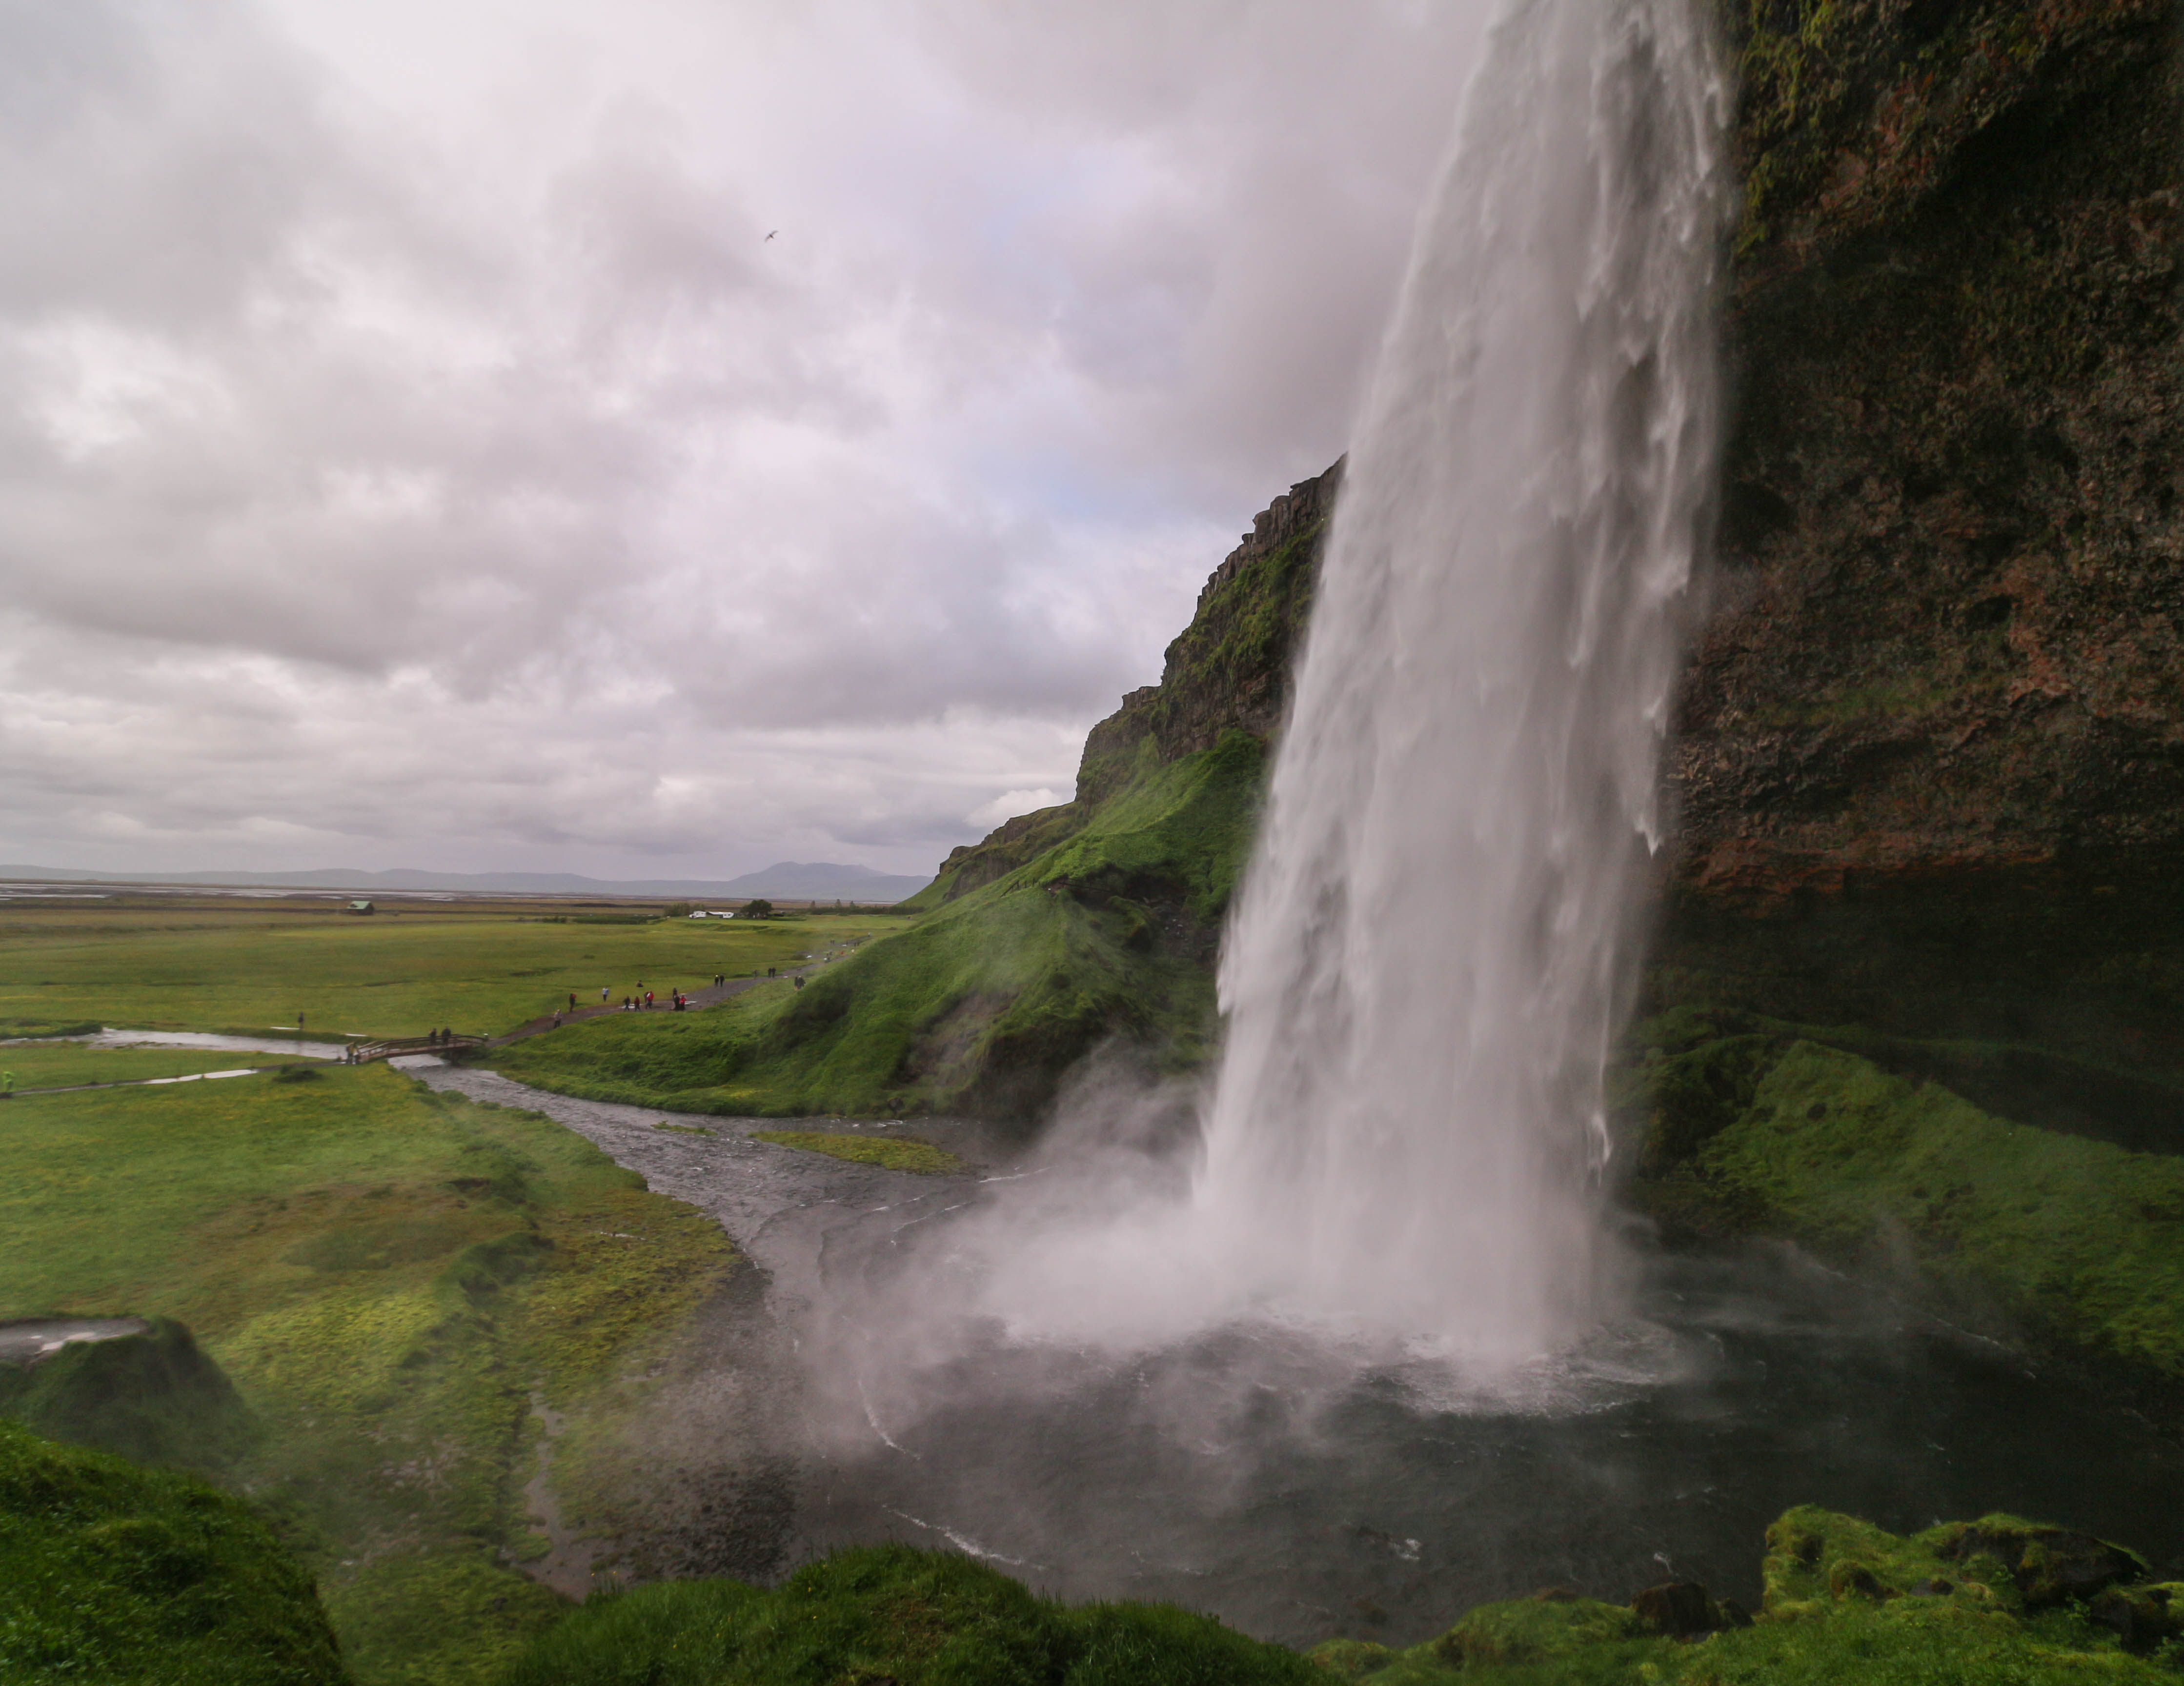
[345,1035,486,1064]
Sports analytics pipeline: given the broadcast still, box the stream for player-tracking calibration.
[413,1064,2184,1650]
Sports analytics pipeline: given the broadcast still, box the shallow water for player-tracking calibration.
[414,1067,2184,1647]
[79,1028,350,1061]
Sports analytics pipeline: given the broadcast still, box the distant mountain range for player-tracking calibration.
[0,861,931,902]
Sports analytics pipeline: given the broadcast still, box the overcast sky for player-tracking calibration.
[0,0,1490,882]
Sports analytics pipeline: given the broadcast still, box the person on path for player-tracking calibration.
[645,990,654,1008]
[601,986,609,1003]
[568,993,577,1011]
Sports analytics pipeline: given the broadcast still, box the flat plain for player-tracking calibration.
[0,1044,311,1090]
[0,901,912,1041]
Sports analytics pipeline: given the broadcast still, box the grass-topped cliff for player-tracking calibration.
[490,463,1340,1123]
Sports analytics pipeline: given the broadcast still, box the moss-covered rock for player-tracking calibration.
[0,1418,348,1685]
[500,1542,1323,1686]
[1335,1505,2179,1684]
[1427,1593,1647,1666]
[0,1316,257,1473]
[1670,0,2184,1061]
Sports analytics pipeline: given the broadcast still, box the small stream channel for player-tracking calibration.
[413,1063,2184,1651]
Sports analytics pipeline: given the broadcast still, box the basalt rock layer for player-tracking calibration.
[1660,0,2184,1066]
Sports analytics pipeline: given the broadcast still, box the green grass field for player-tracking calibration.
[0,1062,739,1686]
[0,1043,312,1091]
[0,907,909,1042]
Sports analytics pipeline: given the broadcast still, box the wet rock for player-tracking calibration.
[1630,1579,1730,1637]
[1937,1519,2148,1609]
[1827,1559,1887,1600]
[2089,1583,2184,1651]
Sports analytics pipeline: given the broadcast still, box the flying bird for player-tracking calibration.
[765,230,778,241]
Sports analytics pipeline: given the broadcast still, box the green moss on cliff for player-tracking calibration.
[1624,1017,2184,1400]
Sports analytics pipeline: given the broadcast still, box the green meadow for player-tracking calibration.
[0,1061,739,1686]
[0,1043,312,1091]
[0,906,909,1042]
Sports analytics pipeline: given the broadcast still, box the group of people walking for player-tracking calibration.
[535,966,804,1033]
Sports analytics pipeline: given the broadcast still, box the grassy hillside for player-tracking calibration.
[0,1063,737,1686]
[489,732,1264,1119]
[0,906,902,1041]
[488,465,1340,1124]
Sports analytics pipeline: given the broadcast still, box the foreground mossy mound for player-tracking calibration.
[0,1418,347,1684]
[0,1315,257,1471]
[502,1543,1326,1685]
[504,1511,2183,1686]
[1621,1007,2184,1407]
[1314,1507,2181,1684]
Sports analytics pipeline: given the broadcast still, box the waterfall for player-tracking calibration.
[928,0,1727,1369]
[1183,0,1727,1359]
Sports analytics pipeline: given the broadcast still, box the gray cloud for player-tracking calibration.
[0,0,1490,880]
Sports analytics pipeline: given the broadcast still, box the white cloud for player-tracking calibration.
[0,0,1491,880]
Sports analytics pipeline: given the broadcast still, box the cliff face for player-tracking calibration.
[1651,0,2184,1070]
[919,461,1340,908]
[1678,0,2184,900]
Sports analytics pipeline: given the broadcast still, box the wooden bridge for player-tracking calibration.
[345,1034,487,1064]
